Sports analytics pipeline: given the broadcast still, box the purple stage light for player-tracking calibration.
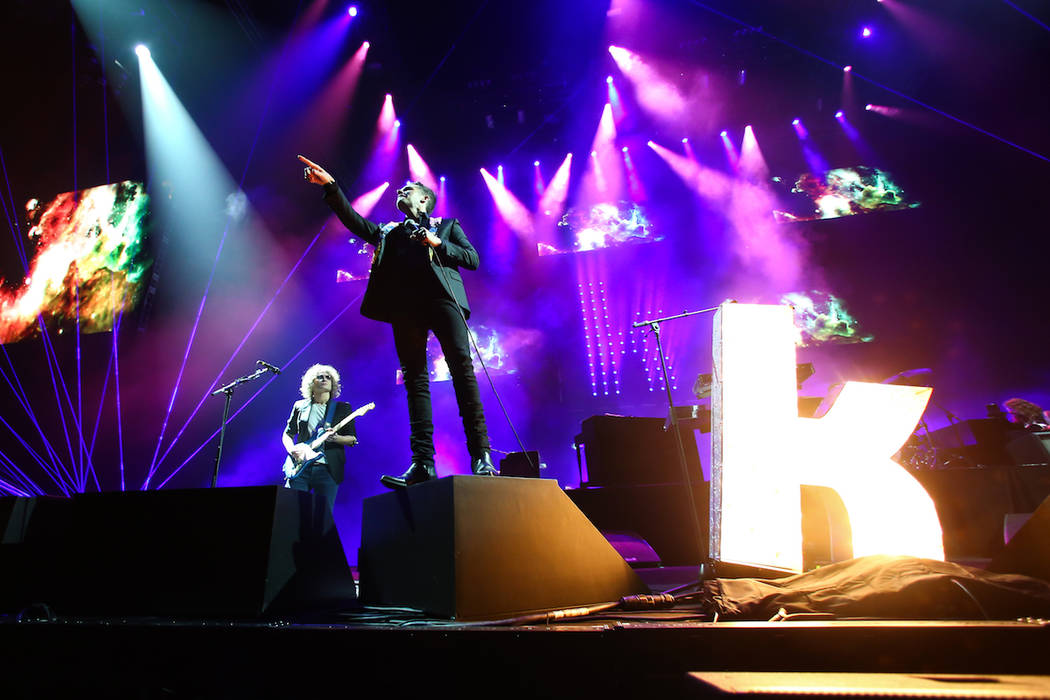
[407,144,438,189]
[720,130,728,137]
[682,137,688,143]
[843,65,852,72]
[348,6,358,17]
[440,175,446,181]
[792,118,800,126]
[606,75,613,84]
[607,78,624,125]
[739,124,768,181]
[480,168,533,235]
[622,146,628,152]
[534,160,540,167]
[835,110,844,118]
[350,181,389,217]
[865,103,873,110]
[538,153,572,220]
[861,26,872,38]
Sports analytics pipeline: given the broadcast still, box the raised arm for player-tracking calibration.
[298,154,382,247]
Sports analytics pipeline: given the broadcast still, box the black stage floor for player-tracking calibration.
[5,482,1050,698]
[4,613,1050,699]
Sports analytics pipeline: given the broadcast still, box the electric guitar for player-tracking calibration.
[282,402,375,481]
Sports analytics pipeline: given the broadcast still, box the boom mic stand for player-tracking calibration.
[209,362,279,488]
[633,306,719,581]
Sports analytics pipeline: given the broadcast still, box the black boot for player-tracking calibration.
[380,462,436,489]
[470,451,497,476]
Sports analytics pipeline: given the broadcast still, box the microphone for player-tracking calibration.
[257,360,281,375]
[402,218,429,244]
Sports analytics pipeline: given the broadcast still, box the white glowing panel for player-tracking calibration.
[710,302,943,572]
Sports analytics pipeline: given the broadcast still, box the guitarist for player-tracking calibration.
[282,364,358,514]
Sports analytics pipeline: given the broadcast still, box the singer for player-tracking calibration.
[282,363,358,512]
[298,155,494,488]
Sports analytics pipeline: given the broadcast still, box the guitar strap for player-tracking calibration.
[316,400,338,440]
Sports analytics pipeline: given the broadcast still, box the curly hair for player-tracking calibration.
[1004,397,1044,425]
[299,363,341,400]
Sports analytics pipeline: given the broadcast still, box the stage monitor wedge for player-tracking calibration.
[988,493,1050,583]
[359,476,648,620]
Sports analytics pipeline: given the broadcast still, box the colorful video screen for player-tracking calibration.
[772,166,919,223]
[781,291,874,346]
[395,324,540,384]
[0,181,151,344]
[538,201,659,256]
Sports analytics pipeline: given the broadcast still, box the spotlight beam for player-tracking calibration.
[156,295,362,489]
[142,225,229,490]
[137,40,288,487]
[480,168,535,235]
[680,0,1050,164]
[150,219,334,479]
[0,452,40,497]
[113,310,126,490]
[0,348,68,488]
[36,318,83,492]
[0,413,67,496]
[0,147,29,273]
[999,0,1050,32]
[406,144,439,190]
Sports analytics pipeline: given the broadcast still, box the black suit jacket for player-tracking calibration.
[322,182,479,323]
[284,399,356,484]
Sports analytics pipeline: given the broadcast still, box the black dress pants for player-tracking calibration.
[391,297,489,466]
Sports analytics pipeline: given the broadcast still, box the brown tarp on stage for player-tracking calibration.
[704,555,1050,620]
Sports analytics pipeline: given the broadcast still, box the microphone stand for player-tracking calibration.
[209,366,271,488]
[633,306,719,581]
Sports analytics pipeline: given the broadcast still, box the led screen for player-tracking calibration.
[781,290,874,346]
[772,166,919,223]
[395,324,540,384]
[538,201,659,256]
[0,181,151,344]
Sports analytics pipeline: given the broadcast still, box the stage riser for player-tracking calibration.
[358,476,647,620]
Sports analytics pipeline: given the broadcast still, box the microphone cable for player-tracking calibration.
[423,219,536,475]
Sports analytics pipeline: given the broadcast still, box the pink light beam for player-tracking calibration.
[406,144,438,191]
[350,181,390,218]
[480,168,534,236]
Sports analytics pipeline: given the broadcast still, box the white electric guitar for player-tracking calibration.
[282,402,375,481]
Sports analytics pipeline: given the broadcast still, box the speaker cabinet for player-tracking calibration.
[0,496,72,613]
[499,450,541,478]
[575,415,703,486]
[60,486,355,617]
[359,476,647,620]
